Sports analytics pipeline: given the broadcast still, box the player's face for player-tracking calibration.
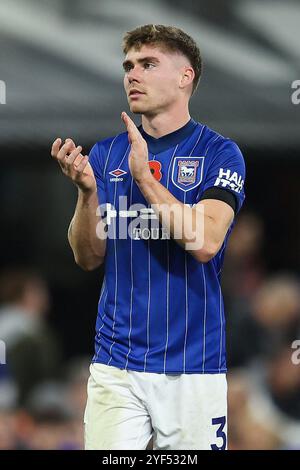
[123,45,189,116]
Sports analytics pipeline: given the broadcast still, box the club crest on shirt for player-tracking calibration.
[172,157,205,191]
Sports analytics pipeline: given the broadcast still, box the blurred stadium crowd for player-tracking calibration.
[0,211,300,450]
[0,269,88,449]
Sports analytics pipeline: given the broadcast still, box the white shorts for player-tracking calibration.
[84,363,227,450]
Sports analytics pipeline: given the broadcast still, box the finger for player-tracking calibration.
[56,141,76,161]
[121,111,137,134]
[51,138,62,157]
[121,112,141,143]
[72,152,85,168]
[65,146,82,165]
[74,155,89,174]
[65,138,76,151]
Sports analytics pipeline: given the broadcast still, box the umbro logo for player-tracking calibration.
[109,168,127,182]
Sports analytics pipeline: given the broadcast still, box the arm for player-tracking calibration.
[136,175,234,263]
[51,138,106,271]
[68,188,106,271]
[121,112,234,263]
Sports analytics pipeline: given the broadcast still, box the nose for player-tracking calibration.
[127,65,141,84]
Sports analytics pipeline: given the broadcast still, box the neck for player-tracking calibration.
[141,103,191,138]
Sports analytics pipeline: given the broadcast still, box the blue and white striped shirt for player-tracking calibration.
[89,119,246,374]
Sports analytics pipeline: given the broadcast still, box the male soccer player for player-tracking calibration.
[51,24,245,450]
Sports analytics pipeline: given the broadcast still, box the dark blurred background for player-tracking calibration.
[0,0,299,450]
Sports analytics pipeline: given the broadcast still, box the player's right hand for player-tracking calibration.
[51,138,97,193]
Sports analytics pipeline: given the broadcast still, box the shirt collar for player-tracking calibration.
[138,118,198,154]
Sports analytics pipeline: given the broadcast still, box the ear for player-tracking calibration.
[180,66,195,90]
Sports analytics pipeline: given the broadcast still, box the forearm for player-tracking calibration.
[121,113,232,263]
[136,176,219,262]
[68,189,106,270]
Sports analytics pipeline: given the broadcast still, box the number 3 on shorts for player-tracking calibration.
[210,416,227,450]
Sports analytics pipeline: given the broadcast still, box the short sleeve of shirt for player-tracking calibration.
[88,143,107,205]
[200,138,246,214]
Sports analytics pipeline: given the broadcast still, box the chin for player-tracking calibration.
[129,103,146,114]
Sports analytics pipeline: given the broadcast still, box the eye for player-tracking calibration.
[123,64,133,72]
[144,63,155,69]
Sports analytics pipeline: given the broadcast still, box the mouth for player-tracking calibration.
[129,90,145,99]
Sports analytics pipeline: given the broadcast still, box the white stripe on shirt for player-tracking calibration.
[108,144,130,365]
[163,144,179,373]
[125,177,134,369]
[218,282,223,372]
[201,264,207,372]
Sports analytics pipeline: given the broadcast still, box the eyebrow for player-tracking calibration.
[122,56,160,69]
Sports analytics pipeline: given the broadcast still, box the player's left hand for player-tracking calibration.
[121,112,152,184]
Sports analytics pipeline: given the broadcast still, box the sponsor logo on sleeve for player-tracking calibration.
[214,168,244,193]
